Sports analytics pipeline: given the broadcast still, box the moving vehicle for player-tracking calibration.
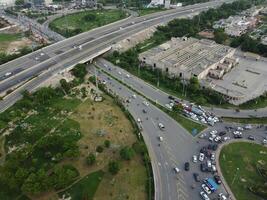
[174,167,180,174]
[158,123,165,130]
[158,136,163,142]
[142,109,147,114]
[143,101,149,106]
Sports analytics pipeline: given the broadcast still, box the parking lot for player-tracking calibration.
[206,55,267,105]
[191,122,267,200]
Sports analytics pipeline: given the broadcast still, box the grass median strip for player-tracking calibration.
[219,142,267,200]
[222,117,267,124]
[95,65,207,135]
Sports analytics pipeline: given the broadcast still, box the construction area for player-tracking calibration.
[139,37,237,80]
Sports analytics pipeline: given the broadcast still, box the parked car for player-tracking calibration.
[214,175,222,184]
[200,191,210,200]
[168,95,175,100]
[199,153,205,162]
[263,139,267,145]
[202,184,211,194]
[218,193,227,200]
[211,153,215,161]
[143,101,149,106]
[193,173,200,182]
[142,109,147,114]
[223,136,231,141]
[184,162,190,171]
[248,135,255,140]
[219,131,227,136]
[158,136,163,142]
[193,155,197,163]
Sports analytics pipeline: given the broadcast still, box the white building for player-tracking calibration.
[0,0,15,7]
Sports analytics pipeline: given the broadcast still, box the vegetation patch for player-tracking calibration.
[219,142,267,200]
[49,9,128,37]
[223,117,267,124]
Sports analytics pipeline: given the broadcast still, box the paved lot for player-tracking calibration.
[206,55,267,105]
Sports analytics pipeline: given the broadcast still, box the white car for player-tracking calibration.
[219,193,227,200]
[214,136,221,143]
[165,104,173,110]
[137,118,142,123]
[210,130,217,135]
[143,101,149,106]
[212,165,217,172]
[126,74,130,78]
[201,184,211,194]
[158,123,165,130]
[158,136,163,142]
[207,160,212,168]
[132,94,136,99]
[224,136,231,141]
[193,155,197,163]
[263,139,267,145]
[237,127,244,131]
[174,167,180,173]
[211,153,215,160]
[199,153,205,162]
[118,71,122,75]
[200,191,210,200]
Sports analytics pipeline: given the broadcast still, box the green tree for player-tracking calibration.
[71,64,87,80]
[86,153,96,166]
[60,79,71,94]
[120,146,135,160]
[214,29,228,44]
[108,160,120,175]
[96,145,104,153]
[15,0,24,6]
[104,140,111,148]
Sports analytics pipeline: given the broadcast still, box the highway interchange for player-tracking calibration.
[0,0,236,112]
[0,1,267,199]
[91,59,267,200]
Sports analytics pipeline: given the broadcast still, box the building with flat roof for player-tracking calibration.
[75,0,97,8]
[139,37,236,80]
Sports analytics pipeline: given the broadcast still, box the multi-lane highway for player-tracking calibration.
[95,58,267,118]
[0,0,235,112]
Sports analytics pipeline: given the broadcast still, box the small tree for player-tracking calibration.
[108,160,120,175]
[120,146,135,160]
[96,145,104,153]
[86,153,96,166]
[104,140,111,148]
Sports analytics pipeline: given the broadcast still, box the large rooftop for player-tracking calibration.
[139,37,234,76]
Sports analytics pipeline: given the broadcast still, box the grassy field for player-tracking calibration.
[223,117,267,124]
[0,33,22,52]
[59,94,147,200]
[49,9,128,37]
[138,8,166,16]
[60,170,104,200]
[219,142,267,200]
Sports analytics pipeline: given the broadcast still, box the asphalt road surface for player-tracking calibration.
[0,0,235,113]
[95,58,267,118]
[91,64,267,200]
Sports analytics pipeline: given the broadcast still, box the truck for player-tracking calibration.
[204,178,218,192]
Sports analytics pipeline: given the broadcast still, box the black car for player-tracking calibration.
[193,173,200,182]
[248,135,255,140]
[219,131,227,136]
[142,109,147,114]
[234,134,243,139]
[184,162,190,171]
[200,163,208,172]
[168,95,175,100]
[211,144,218,151]
[214,175,222,184]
